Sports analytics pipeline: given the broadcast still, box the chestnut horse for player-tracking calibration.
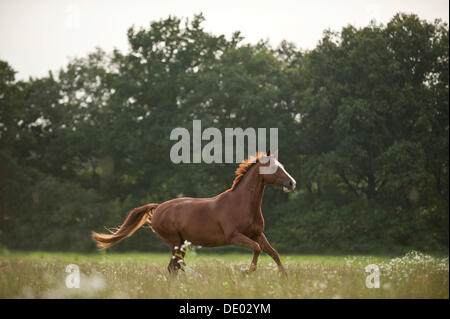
[92,151,296,275]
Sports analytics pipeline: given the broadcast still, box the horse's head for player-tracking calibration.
[259,150,296,192]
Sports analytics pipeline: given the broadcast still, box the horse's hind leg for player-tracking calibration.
[161,233,185,274]
[168,249,183,274]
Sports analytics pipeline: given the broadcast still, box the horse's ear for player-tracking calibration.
[266,149,271,156]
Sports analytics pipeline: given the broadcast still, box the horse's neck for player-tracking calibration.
[236,165,265,213]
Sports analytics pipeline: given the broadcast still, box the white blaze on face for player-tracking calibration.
[275,159,296,192]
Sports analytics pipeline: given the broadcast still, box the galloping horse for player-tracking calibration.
[92,151,296,275]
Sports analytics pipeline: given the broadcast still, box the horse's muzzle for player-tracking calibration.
[282,180,296,192]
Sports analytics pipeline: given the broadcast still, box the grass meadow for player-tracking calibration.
[0,250,448,299]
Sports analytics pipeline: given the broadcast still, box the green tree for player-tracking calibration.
[295,14,448,202]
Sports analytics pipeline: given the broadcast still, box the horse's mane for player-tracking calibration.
[227,152,268,192]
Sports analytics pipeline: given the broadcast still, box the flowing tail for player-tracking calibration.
[91,203,159,249]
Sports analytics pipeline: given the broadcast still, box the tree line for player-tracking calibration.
[0,13,448,254]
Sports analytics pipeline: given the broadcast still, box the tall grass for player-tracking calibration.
[0,251,447,298]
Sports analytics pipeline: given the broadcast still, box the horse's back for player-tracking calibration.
[151,195,227,246]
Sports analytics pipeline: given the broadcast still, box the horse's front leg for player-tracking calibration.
[227,232,261,273]
[249,248,260,273]
[258,233,287,277]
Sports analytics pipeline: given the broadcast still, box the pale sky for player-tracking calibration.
[0,0,448,80]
